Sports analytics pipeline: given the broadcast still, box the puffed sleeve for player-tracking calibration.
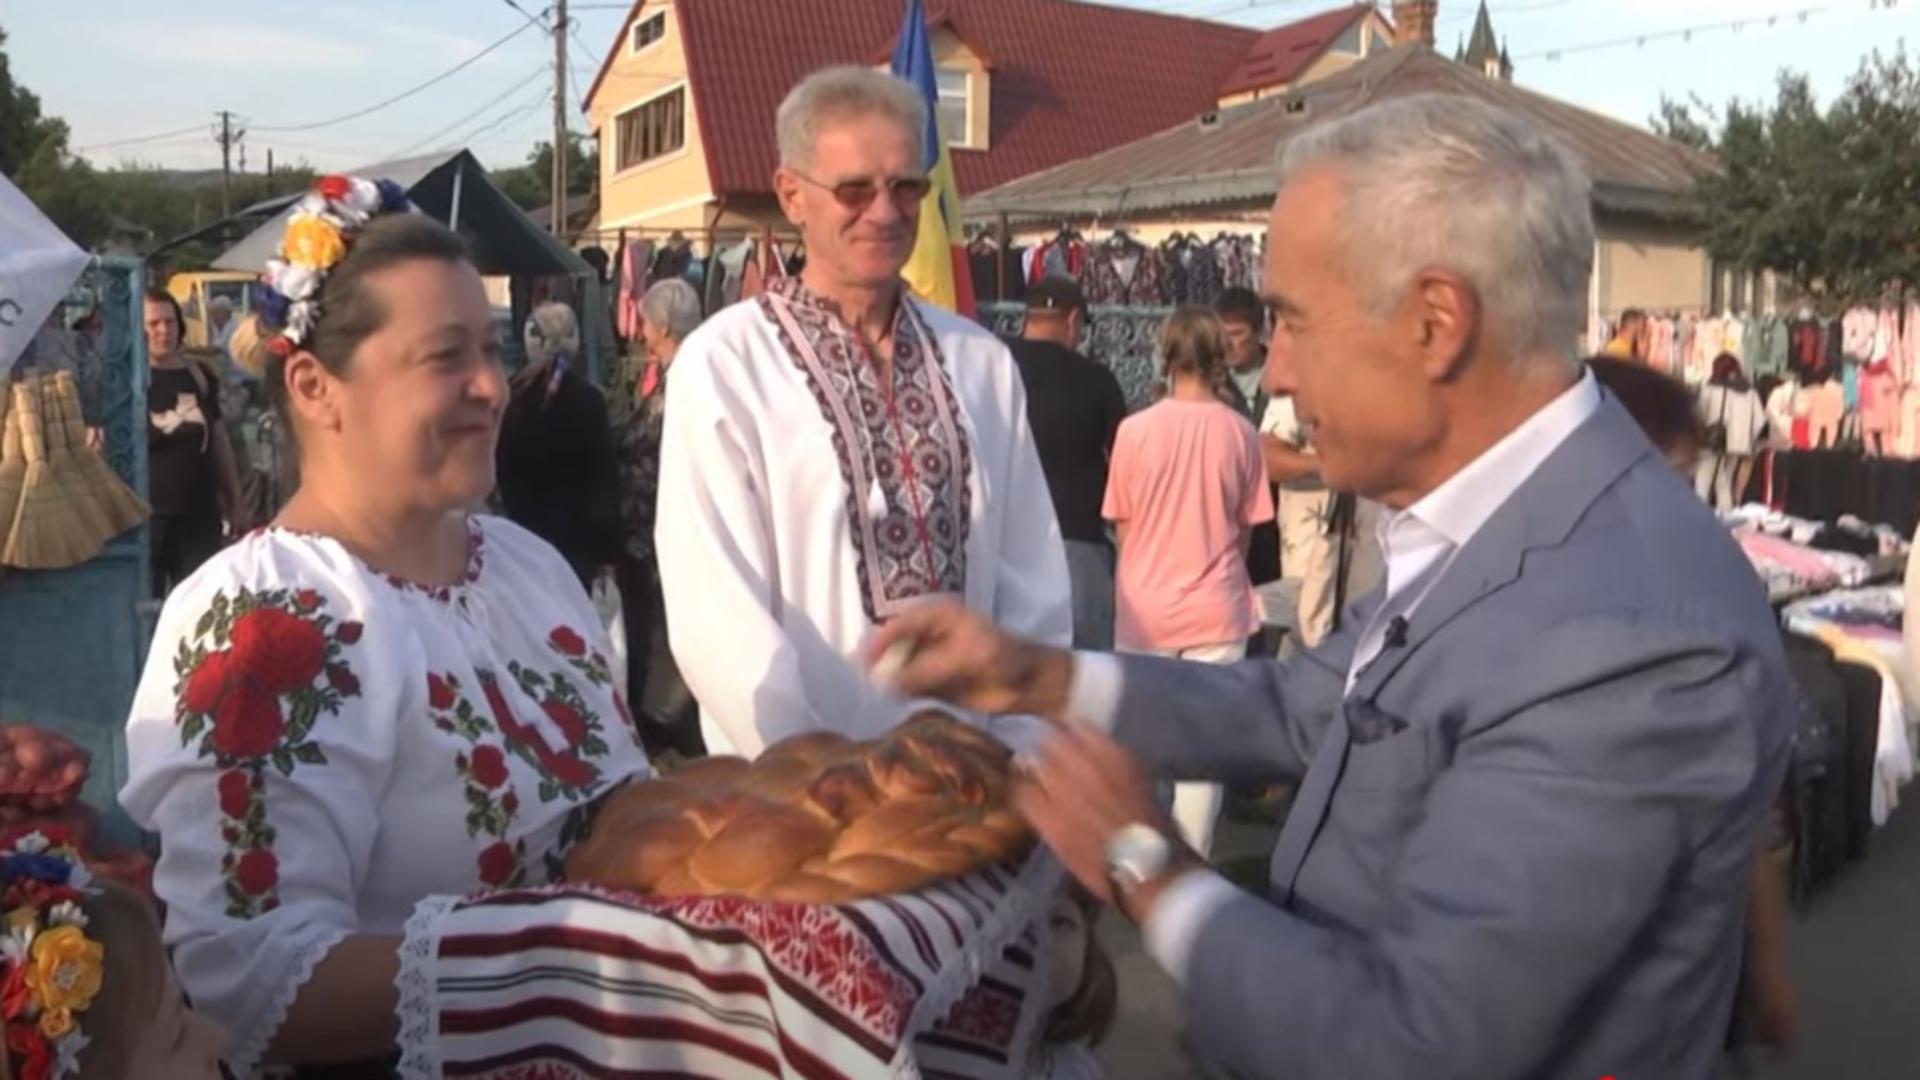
[119,535,417,1074]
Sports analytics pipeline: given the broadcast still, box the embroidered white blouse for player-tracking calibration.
[656,280,1073,758]
[120,517,652,1074]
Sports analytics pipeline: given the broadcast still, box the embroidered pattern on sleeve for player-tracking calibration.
[172,588,364,919]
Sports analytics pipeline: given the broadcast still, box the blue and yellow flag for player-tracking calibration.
[890,0,975,316]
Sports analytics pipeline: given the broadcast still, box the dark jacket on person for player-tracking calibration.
[496,366,621,585]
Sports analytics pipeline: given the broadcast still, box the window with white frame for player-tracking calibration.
[615,87,685,171]
[936,67,972,148]
[630,12,666,54]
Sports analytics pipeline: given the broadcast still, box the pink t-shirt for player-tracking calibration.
[1103,398,1275,651]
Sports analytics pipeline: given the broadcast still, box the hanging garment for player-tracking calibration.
[1808,380,1846,449]
[1082,240,1166,306]
[1788,320,1826,380]
[1843,307,1880,362]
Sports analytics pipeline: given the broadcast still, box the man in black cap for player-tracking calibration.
[1003,277,1128,650]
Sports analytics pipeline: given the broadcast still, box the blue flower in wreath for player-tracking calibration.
[255,286,291,329]
[1,853,73,886]
[376,179,409,212]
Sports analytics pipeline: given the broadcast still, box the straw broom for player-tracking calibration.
[0,385,34,568]
[40,376,117,558]
[52,372,148,536]
[3,377,104,569]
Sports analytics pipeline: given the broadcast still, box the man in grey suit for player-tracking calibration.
[870,93,1793,1079]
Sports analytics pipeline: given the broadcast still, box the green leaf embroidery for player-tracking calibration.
[292,743,327,766]
[272,750,295,778]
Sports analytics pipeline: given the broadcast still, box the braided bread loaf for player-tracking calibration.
[565,712,1033,904]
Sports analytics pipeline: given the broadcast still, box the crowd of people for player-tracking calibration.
[88,59,1813,1080]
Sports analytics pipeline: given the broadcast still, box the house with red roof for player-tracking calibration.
[581,0,1409,236]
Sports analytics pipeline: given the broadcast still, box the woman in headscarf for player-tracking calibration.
[614,279,704,759]
[494,302,621,587]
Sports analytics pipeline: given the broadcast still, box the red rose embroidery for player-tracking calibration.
[501,790,519,816]
[540,748,596,789]
[327,663,360,697]
[212,684,285,759]
[218,770,252,819]
[230,608,328,694]
[542,701,587,747]
[184,650,233,714]
[316,175,350,201]
[234,849,279,895]
[295,589,321,611]
[470,745,509,789]
[428,673,456,711]
[335,622,364,645]
[477,841,517,886]
[548,627,587,657]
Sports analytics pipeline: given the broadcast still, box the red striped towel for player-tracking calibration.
[397,850,1061,1079]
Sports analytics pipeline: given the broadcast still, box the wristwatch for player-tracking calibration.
[1104,822,1174,897]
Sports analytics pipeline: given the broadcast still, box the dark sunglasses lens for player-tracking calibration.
[894,178,931,203]
[831,182,878,209]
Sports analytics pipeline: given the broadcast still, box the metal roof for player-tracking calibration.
[967,44,1716,223]
[1216,5,1374,100]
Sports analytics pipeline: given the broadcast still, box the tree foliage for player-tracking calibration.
[1657,49,1920,303]
[490,134,597,212]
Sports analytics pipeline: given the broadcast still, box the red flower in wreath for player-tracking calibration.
[213,685,284,759]
[477,841,517,886]
[230,607,328,694]
[469,745,509,790]
[234,849,279,896]
[218,769,252,819]
[542,701,587,748]
[317,175,351,201]
[428,673,456,711]
[1,961,30,1021]
[336,621,364,645]
[548,626,587,657]
[6,1022,50,1080]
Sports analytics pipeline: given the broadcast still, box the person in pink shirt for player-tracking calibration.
[1102,306,1274,855]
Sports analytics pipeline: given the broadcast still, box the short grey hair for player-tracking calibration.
[640,279,703,343]
[1278,94,1595,365]
[523,302,580,370]
[776,65,927,170]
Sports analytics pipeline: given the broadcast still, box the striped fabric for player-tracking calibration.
[397,851,1060,1080]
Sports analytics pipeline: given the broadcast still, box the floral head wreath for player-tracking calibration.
[0,830,101,1080]
[256,174,412,360]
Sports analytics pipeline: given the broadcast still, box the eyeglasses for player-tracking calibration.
[791,171,932,212]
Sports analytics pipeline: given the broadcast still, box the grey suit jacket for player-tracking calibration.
[1111,397,1794,1080]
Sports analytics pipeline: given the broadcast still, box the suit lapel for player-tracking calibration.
[1266,395,1655,904]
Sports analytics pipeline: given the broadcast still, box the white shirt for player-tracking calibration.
[656,292,1072,758]
[121,518,654,1073]
[1064,371,1604,985]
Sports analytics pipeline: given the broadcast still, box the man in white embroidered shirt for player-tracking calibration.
[655,66,1070,758]
[870,95,1793,1079]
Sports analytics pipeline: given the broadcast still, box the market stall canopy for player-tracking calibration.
[966,44,1717,224]
[213,150,590,278]
[0,172,90,376]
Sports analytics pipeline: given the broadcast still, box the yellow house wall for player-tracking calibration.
[930,31,991,151]
[589,1,715,230]
[1595,220,1709,317]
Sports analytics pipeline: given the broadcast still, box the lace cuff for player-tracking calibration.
[227,924,352,1077]
[396,894,461,1080]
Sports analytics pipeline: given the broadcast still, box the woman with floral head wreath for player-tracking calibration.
[118,177,651,1075]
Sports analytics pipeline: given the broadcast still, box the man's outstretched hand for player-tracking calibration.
[866,600,1076,718]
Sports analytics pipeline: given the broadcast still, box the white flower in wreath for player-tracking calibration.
[345,177,382,216]
[13,832,50,855]
[274,264,321,304]
[1,929,26,965]
[296,192,328,217]
[53,1027,90,1079]
[47,902,87,930]
[64,861,90,891]
[286,301,318,343]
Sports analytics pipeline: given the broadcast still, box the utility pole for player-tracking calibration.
[215,111,247,216]
[551,0,569,237]
[266,148,275,181]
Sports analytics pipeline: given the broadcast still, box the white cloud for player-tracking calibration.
[108,22,374,70]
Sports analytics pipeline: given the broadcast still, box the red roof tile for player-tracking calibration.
[1215,5,1374,99]
[587,0,1262,199]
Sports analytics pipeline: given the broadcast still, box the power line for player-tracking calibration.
[76,122,213,152]
[461,91,556,150]
[1515,0,1894,62]
[251,21,539,133]
[387,65,552,160]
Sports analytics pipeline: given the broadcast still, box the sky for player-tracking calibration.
[4,0,1912,176]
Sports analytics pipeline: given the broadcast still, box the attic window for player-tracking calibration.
[1284,97,1308,115]
[1197,110,1222,131]
[630,11,666,54]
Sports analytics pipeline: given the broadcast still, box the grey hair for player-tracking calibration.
[1277,93,1595,366]
[640,279,703,343]
[776,65,927,170]
[523,302,580,371]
